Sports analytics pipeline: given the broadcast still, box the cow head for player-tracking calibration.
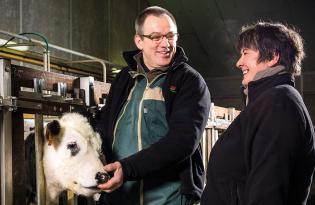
[43,113,109,202]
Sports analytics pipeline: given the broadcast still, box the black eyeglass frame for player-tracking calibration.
[139,32,179,42]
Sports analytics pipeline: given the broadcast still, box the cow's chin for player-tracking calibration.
[69,183,101,197]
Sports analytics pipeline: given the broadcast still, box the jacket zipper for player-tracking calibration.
[138,73,166,205]
[137,72,166,151]
[113,72,166,205]
[137,77,147,205]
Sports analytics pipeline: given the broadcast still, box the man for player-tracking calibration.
[97,6,210,205]
[201,22,315,205]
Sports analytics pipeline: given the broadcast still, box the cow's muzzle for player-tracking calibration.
[95,172,111,184]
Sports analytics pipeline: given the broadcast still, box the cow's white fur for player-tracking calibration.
[43,113,104,203]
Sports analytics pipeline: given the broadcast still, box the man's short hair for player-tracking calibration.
[135,6,177,35]
[237,21,305,75]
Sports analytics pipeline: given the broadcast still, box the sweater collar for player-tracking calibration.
[242,65,290,105]
[241,73,295,106]
[253,65,289,82]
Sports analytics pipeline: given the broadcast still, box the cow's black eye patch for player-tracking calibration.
[67,142,80,156]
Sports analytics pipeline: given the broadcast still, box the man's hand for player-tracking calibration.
[98,161,124,193]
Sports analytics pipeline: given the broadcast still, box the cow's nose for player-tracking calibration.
[95,172,110,184]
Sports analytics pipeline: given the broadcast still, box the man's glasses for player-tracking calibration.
[139,32,179,43]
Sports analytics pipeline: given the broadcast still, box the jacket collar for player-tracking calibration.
[242,65,290,105]
[122,46,188,71]
[241,73,295,105]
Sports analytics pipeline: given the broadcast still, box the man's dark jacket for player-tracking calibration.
[96,47,211,199]
[201,73,315,205]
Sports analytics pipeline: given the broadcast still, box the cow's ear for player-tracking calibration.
[45,120,61,146]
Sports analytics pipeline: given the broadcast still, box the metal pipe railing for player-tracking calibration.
[0,29,115,83]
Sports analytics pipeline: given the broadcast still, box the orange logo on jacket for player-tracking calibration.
[170,85,176,93]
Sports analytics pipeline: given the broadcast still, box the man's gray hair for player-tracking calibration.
[135,6,177,35]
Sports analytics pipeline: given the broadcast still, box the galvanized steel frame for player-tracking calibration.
[0,58,13,205]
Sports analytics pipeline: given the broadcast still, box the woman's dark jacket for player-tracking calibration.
[201,73,315,205]
[97,47,211,199]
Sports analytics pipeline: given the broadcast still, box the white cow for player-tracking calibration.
[43,113,109,203]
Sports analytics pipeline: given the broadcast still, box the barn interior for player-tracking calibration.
[1,0,315,204]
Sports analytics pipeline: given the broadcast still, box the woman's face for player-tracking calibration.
[236,48,274,87]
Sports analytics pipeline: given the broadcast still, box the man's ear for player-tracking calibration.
[267,53,280,67]
[134,35,143,50]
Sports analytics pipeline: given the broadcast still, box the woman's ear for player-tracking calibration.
[267,53,280,67]
[134,35,143,50]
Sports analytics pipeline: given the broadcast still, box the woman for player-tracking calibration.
[201,22,315,205]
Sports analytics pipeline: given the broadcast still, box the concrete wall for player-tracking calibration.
[0,0,148,76]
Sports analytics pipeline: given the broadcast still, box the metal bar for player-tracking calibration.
[202,131,208,172]
[43,51,50,72]
[35,114,46,205]
[0,29,110,83]
[0,109,13,205]
[12,111,25,205]
[0,58,13,205]
[2,43,34,47]
[207,129,213,157]
[0,51,102,79]
[65,60,107,83]
[67,191,75,205]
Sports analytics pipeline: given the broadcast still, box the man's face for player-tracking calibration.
[236,48,276,87]
[134,14,177,70]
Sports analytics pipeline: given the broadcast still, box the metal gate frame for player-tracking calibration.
[1,58,13,205]
[0,58,110,205]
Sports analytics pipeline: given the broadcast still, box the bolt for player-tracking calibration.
[5,66,10,72]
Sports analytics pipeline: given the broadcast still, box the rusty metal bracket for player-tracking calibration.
[0,96,17,111]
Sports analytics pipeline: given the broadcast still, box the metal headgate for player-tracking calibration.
[0,58,110,205]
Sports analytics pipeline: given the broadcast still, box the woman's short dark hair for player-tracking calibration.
[135,6,177,35]
[237,21,305,75]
